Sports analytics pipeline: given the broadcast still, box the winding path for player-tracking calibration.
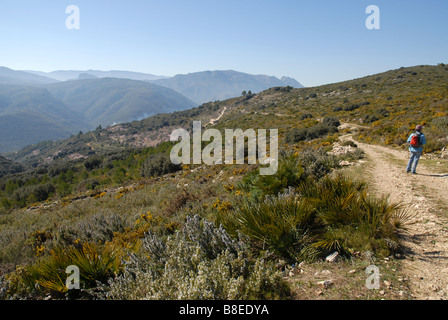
[343,130,448,299]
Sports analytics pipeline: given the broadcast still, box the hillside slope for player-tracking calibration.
[0,85,89,153]
[0,155,25,178]
[44,78,197,127]
[0,77,196,153]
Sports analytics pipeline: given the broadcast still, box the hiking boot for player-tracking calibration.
[412,172,417,174]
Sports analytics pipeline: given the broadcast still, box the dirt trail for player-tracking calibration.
[209,106,227,125]
[342,131,448,299]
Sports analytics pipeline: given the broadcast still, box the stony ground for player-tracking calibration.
[355,139,448,300]
[330,121,448,300]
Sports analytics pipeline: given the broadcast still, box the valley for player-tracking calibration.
[0,67,302,153]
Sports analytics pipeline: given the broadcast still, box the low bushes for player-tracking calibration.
[141,153,182,178]
[237,151,304,198]
[6,242,123,299]
[286,116,340,144]
[220,174,411,262]
[219,151,412,263]
[97,215,289,300]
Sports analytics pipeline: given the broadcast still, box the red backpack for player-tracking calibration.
[410,132,422,148]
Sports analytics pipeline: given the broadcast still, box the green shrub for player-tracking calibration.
[141,153,181,178]
[219,190,318,262]
[341,140,358,148]
[84,156,102,171]
[343,104,360,112]
[56,212,131,246]
[225,173,411,262]
[297,174,412,255]
[322,116,341,128]
[305,124,328,140]
[286,128,308,143]
[299,113,313,120]
[297,147,339,179]
[13,183,55,205]
[364,114,379,124]
[10,243,123,299]
[424,116,448,152]
[285,117,339,144]
[237,151,304,198]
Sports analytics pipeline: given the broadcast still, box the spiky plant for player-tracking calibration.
[20,242,123,297]
[296,173,408,256]
[221,189,317,261]
[297,173,367,226]
[237,151,305,198]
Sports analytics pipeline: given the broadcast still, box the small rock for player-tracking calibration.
[316,290,324,296]
[277,259,287,268]
[288,267,302,277]
[379,290,385,295]
[321,270,332,275]
[317,280,334,289]
[430,284,441,292]
[325,251,339,262]
[384,281,391,288]
[348,269,357,274]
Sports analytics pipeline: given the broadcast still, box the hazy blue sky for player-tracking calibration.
[0,0,446,87]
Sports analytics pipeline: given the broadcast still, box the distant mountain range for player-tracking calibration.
[43,78,196,127]
[151,70,304,104]
[27,69,168,82]
[0,67,196,153]
[0,66,303,153]
[27,69,304,105]
[5,64,446,169]
[0,67,58,86]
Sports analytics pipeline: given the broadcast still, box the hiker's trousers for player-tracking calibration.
[406,151,421,173]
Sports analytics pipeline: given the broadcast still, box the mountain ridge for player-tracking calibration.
[25,69,168,82]
[0,67,304,153]
[0,67,59,86]
[152,69,304,104]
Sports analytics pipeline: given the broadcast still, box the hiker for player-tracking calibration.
[406,125,426,174]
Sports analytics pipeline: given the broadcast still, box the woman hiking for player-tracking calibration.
[406,125,426,174]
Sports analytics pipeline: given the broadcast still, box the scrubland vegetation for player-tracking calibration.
[0,64,447,300]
